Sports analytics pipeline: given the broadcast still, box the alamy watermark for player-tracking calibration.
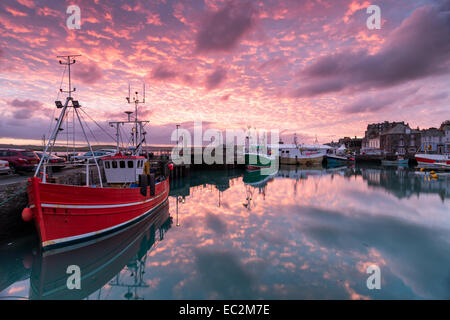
[66,5,81,30]
[170,121,280,174]
[366,5,381,30]
[366,264,381,290]
[66,264,81,290]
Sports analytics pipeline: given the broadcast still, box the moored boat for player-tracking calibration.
[22,56,172,251]
[243,165,278,186]
[244,152,276,171]
[279,135,329,166]
[244,128,277,171]
[415,153,450,166]
[381,158,409,166]
[326,154,355,164]
[29,201,171,300]
[279,147,325,166]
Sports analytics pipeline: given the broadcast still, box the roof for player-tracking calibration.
[381,123,419,135]
[103,155,145,160]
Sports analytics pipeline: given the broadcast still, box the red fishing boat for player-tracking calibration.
[22,55,172,251]
[415,153,450,166]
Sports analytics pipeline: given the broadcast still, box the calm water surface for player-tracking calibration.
[1,165,449,299]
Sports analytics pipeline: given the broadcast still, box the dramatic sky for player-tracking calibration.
[0,0,449,146]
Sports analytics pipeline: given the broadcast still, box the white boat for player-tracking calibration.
[278,135,330,166]
[279,145,326,165]
[415,153,450,166]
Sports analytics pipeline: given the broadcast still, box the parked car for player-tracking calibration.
[0,149,39,173]
[35,152,66,171]
[96,149,117,154]
[0,159,12,175]
[72,150,114,163]
[53,152,76,162]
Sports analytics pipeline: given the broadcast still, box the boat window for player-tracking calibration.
[120,160,125,168]
[128,161,133,168]
[105,161,110,169]
[138,160,142,168]
[112,161,117,168]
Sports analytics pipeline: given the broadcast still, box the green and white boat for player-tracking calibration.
[243,165,278,185]
[244,152,276,171]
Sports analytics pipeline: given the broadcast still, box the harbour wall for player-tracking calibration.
[0,180,33,243]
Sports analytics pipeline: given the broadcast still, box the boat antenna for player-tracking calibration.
[128,83,147,154]
[57,54,80,98]
[110,83,149,155]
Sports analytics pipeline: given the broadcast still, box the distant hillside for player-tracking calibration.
[0,144,116,152]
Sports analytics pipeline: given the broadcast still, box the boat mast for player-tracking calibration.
[34,55,79,178]
[109,83,149,155]
[35,55,103,187]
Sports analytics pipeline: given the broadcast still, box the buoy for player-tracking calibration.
[168,163,174,171]
[22,207,33,222]
[430,170,435,174]
[432,174,438,179]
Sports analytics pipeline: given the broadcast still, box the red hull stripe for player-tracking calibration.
[41,196,168,250]
[416,157,436,164]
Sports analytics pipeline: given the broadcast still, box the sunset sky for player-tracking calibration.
[0,0,449,146]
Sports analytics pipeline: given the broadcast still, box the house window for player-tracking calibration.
[128,161,134,168]
[112,161,117,168]
[120,161,125,168]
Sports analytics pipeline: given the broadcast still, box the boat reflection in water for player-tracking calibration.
[2,165,449,300]
[277,164,450,201]
[29,201,172,300]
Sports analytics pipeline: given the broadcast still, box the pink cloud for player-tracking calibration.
[293,5,450,97]
[5,6,28,17]
[205,66,227,90]
[73,62,103,84]
[195,1,258,53]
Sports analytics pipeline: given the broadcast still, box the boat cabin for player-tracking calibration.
[102,154,145,184]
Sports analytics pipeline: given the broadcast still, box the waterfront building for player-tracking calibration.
[379,123,421,156]
[361,121,405,154]
[337,137,362,153]
[420,127,444,153]
[419,121,450,154]
[440,121,450,153]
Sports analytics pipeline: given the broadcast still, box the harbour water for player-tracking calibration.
[0,165,449,300]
